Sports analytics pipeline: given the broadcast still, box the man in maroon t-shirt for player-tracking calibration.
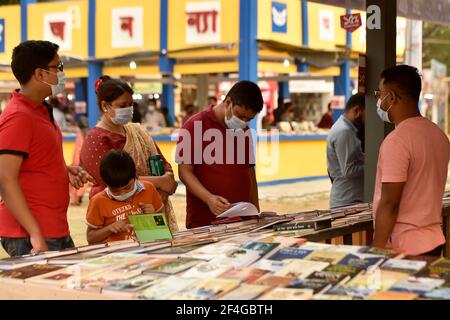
[176,81,263,228]
[0,41,92,256]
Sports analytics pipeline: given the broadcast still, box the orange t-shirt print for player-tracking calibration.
[86,180,163,243]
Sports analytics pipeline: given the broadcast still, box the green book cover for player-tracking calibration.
[128,213,173,243]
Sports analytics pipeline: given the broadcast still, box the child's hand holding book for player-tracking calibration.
[107,220,134,234]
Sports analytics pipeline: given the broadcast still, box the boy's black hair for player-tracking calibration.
[225,81,264,113]
[381,65,422,102]
[11,40,59,85]
[100,150,136,188]
[345,93,365,111]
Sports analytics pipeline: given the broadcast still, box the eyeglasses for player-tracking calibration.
[46,61,64,72]
[374,89,402,100]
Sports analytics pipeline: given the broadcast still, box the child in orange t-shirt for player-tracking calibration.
[86,150,163,244]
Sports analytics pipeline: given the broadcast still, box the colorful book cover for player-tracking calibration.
[415,257,450,279]
[258,288,314,300]
[323,264,363,278]
[219,268,269,284]
[251,259,286,273]
[312,294,355,300]
[274,260,329,279]
[78,253,144,270]
[240,241,280,257]
[169,278,241,300]
[144,258,201,275]
[337,253,385,270]
[363,247,402,258]
[181,261,231,279]
[304,250,348,265]
[381,258,427,275]
[138,276,199,300]
[127,213,173,243]
[267,247,313,261]
[287,278,332,294]
[219,284,271,300]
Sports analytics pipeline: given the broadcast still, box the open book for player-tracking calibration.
[216,202,276,219]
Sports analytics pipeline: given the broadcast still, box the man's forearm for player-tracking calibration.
[180,169,212,203]
[372,203,399,248]
[0,179,42,237]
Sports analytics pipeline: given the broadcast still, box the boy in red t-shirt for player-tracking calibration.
[86,150,163,244]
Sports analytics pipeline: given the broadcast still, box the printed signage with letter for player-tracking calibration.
[318,9,334,41]
[340,13,362,32]
[272,1,287,34]
[44,12,73,51]
[186,1,221,45]
[111,7,144,49]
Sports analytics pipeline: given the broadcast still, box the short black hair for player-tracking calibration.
[345,93,365,111]
[11,40,59,85]
[381,65,422,102]
[208,96,218,102]
[100,150,136,188]
[226,81,264,113]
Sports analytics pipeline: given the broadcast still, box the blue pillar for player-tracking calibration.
[159,0,175,125]
[297,0,308,73]
[278,81,290,100]
[333,9,352,123]
[239,0,258,130]
[87,0,103,128]
[20,0,36,42]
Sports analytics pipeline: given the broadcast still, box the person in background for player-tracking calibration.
[208,96,218,106]
[177,81,263,229]
[132,102,142,123]
[0,40,92,256]
[48,96,67,131]
[145,100,166,128]
[86,150,163,244]
[372,65,450,257]
[317,102,333,129]
[181,104,198,127]
[326,93,365,209]
[80,75,178,232]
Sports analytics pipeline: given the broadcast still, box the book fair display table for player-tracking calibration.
[0,201,449,300]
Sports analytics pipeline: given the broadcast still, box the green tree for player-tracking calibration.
[423,23,450,71]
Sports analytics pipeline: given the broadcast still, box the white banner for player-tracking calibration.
[318,9,335,41]
[186,2,221,45]
[111,7,144,49]
[44,12,73,51]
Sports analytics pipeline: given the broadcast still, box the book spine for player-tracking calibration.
[274,222,317,232]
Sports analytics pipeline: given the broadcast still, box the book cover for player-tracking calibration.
[26,266,101,288]
[169,278,241,300]
[127,213,173,243]
[144,258,201,275]
[251,259,286,273]
[322,264,363,278]
[415,257,450,279]
[287,278,333,294]
[209,248,261,269]
[381,258,427,275]
[312,294,355,300]
[363,247,402,258]
[0,254,48,271]
[273,218,331,232]
[138,276,199,300]
[182,243,239,261]
[0,264,65,282]
[424,287,450,300]
[258,288,314,300]
[181,261,231,279]
[304,250,348,265]
[240,241,280,257]
[219,284,271,300]
[273,259,329,279]
[103,274,162,297]
[219,268,269,284]
[78,253,144,270]
[253,275,296,287]
[267,247,313,261]
[389,277,446,295]
[337,253,385,270]
[369,291,419,300]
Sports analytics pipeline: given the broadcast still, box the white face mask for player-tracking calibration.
[41,70,66,96]
[106,181,139,201]
[224,105,248,130]
[110,106,134,125]
[376,95,393,123]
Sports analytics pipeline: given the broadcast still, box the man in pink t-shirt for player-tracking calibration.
[372,65,450,257]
